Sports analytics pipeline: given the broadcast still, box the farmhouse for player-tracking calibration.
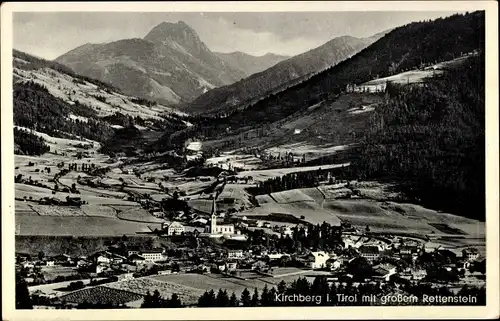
[226,261,238,271]
[326,259,342,271]
[307,251,330,269]
[141,248,164,262]
[358,245,380,262]
[462,248,479,261]
[372,263,397,281]
[163,221,185,236]
[399,245,421,257]
[127,246,141,257]
[280,226,293,236]
[96,254,112,264]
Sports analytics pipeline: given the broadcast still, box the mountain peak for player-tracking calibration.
[144,20,199,45]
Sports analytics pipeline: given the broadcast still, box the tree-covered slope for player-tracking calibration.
[350,52,485,220]
[221,11,484,128]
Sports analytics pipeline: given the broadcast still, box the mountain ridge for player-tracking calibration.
[182,31,389,115]
[55,21,247,105]
[215,51,290,78]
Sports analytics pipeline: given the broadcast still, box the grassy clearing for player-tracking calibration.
[270,189,316,204]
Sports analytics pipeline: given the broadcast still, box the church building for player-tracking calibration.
[204,197,234,236]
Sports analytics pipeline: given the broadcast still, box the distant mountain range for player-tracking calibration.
[13,49,188,151]
[55,21,247,105]
[215,51,289,77]
[55,21,391,111]
[182,31,391,115]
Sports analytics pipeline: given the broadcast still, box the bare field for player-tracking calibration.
[115,206,165,223]
[270,189,316,204]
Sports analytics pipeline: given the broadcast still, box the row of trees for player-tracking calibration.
[196,276,486,307]
[141,290,182,308]
[245,222,343,254]
[247,167,344,195]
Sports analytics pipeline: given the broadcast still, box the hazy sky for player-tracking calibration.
[14,11,462,59]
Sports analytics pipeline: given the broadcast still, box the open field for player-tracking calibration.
[115,206,165,223]
[16,211,159,236]
[29,278,108,297]
[271,189,316,204]
[239,200,342,226]
[41,266,80,281]
[241,182,485,239]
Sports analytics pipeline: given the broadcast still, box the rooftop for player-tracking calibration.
[359,245,380,254]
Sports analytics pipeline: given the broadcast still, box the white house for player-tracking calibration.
[163,221,185,236]
[141,249,164,262]
[227,249,244,260]
[45,260,55,267]
[358,245,380,262]
[158,270,172,275]
[411,269,427,281]
[280,226,293,237]
[96,255,111,264]
[308,251,330,269]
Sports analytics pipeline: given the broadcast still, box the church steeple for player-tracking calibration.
[210,194,217,233]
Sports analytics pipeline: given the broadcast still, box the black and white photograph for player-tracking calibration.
[2,1,499,319]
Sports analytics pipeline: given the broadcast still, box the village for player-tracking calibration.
[17,190,486,308]
[14,135,486,308]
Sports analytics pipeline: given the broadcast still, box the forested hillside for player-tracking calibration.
[13,81,115,143]
[220,11,484,129]
[185,34,383,115]
[350,52,485,220]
